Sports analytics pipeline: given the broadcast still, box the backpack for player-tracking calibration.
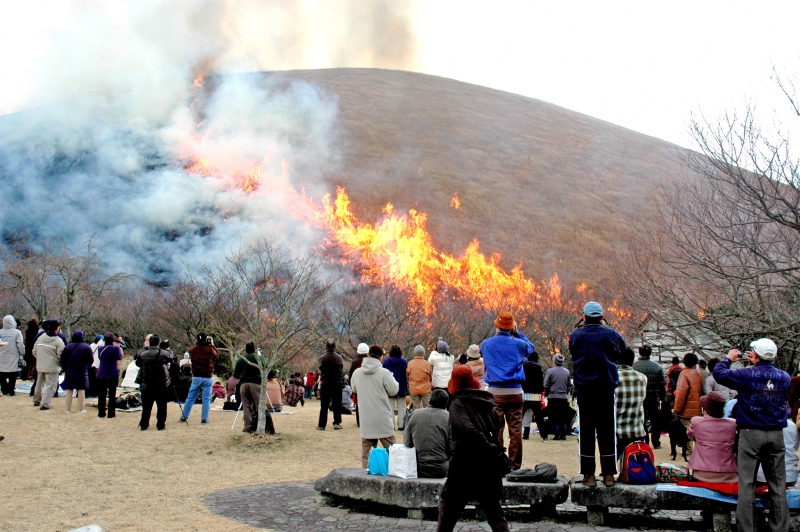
[620,442,656,484]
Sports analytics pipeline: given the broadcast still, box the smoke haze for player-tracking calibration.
[0,0,418,282]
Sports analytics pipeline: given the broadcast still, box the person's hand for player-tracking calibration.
[726,349,741,362]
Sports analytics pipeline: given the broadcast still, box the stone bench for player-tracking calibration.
[314,468,569,519]
[569,477,737,532]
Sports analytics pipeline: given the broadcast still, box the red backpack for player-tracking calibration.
[620,442,657,484]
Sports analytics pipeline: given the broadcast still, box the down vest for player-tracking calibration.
[674,367,703,419]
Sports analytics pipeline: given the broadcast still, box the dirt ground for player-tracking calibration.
[0,389,682,531]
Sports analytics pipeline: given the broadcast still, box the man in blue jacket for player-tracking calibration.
[480,310,534,471]
[714,338,790,532]
[570,301,626,487]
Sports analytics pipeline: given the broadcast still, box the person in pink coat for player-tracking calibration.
[686,391,738,483]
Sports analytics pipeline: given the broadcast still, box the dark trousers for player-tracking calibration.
[493,394,524,470]
[304,385,313,399]
[436,489,508,532]
[318,384,342,428]
[96,377,118,418]
[139,387,168,430]
[642,398,661,446]
[737,428,788,532]
[547,397,570,439]
[240,382,261,433]
[577,393,617,476]
[522,400,547,439]
[0,371,18,395]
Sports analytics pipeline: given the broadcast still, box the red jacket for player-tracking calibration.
[306,372,316,387]
[189,345,219,378]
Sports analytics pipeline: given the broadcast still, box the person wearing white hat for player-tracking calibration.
[349,343,370,427]
[714,339,791,532]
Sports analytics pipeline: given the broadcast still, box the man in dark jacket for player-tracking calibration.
[543,354,571,440]
[318,339,345,430]
[521,351,547,442]
[137,334,175,430]
[233,342,266,433]
[569,301,626,487]
[480,310,534,471]
[633,345,666,449]
[714,338,791,532]
[180,332,219,424]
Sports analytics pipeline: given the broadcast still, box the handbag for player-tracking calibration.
[388,444,418,479]
[367,447,389,476]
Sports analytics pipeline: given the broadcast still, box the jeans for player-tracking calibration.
[493,393,524,470]
[182,376,213,421]
[96,377,118,418]
[0,371,18,395]
[737,428,788,532]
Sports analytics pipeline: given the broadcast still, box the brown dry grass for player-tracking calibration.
[0,391,680,531]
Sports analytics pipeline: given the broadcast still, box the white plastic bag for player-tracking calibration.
[388,443,418,479]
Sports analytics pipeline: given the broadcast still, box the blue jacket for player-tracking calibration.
[713,358,790,431]
[480,331,533,388]
[569,323,625,398]
[382,354,409,396]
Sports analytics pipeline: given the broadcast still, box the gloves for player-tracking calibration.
[18,359,26,368]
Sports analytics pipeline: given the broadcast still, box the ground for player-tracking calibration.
[0,390,683,531]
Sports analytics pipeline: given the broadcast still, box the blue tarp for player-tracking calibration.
[656,484,800,508]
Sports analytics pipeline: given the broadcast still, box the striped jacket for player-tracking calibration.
[616,365,647,438]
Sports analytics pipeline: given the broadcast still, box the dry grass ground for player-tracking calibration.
[0,390,680,531]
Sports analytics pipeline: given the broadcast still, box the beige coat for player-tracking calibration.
[33,333,65,373]
[352,357,399,439]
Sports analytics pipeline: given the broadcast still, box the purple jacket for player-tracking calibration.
[382,354,409,396]
[713,358,790,430]
[96,345,124,379]
[687,416,738,474]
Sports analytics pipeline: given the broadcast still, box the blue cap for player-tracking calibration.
[583,301,603,318]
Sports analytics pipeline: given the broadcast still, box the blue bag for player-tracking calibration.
[367,447,389,476]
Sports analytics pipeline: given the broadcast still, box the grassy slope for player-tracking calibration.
[263,68,686,290]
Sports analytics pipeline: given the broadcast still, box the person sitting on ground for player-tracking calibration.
[61,330,94,415]
[616,347,647,459]
[429,340,455,392]
[757,414,799,488]
[686,391,738,483]
[407,345,433,409]
[673,353,703,457]
[284,377,305,407]
[403,388,451,478]
[351,345,399,468]
[32,320,65,410]
[341,377,354,413]
[211,381,226,401]
[437,365,509,532]
[233,342,265,433]
[265,370,284,412]
[703,357,736,401]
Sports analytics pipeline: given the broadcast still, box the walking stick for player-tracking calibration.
[230,399,243,431]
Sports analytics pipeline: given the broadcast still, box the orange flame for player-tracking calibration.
[450,192,461,210]
[193,75,204,88]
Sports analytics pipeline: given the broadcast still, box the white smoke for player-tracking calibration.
[0,0,418,282]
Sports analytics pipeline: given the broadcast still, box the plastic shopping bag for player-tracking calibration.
[388,444,418,479]
[368,447,389,476]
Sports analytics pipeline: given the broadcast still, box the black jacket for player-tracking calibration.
[522,360,545,394]
[447,389,504,491]
[632,357,666,402]
[137,347,175,390]
[319,349,345,386]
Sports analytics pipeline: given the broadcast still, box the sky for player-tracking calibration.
[0,0,798,149]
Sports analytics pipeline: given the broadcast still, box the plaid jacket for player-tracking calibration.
[616,365,647,438]
[284,384,305,407]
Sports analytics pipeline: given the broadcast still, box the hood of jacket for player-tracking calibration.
[361,357,382,375]
[71,330,85,343]
[2,315,16,330]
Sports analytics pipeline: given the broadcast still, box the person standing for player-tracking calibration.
[351,345,399,467]
[23,318,38,384]
[703,357,737,401]
[96,332,124,418]
[0,315,25,396]
[382,345,409,430]
[480,310,534,471]
[61,330,94,414]
[665,356,683,408]
[180,332,219,424]
[429,340,455,391]
[615,347,647,457]
[521,351,547,442]
[543,354,571,440]
[304,370,316,399]
[233,342,265,433]
[437,365,509,532]
[407,345,433,409]
[32,320,65,410]
[318,339,345,430]
[673,353,703,457]
[633,345,666,449]
[713,339,791,532]
[570,301,626,487]
[349,343,370,426]
[137,334,174,430]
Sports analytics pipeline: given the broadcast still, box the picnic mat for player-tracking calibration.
[657,484,800,508]
[209,404,296,414]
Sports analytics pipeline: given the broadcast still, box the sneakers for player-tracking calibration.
[542,438,549,443]
[603,475,615,487]
[316,426,325,431]
[65,410,71,414]
[581,475,597,485]
[179,416,187,423]
[333,424,342,430]
[77,410,87,414]
[201,419,208,424]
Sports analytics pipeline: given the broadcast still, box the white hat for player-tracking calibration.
[357,343,369,355]
[750,338,777,360]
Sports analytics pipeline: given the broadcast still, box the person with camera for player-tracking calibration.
[180,332,219,425]
[137,334,175,430]
[713,339,791,532]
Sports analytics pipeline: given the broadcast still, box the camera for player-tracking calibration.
[206,335,214,346]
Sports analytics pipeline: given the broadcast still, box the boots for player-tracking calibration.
[522,427,530,440]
